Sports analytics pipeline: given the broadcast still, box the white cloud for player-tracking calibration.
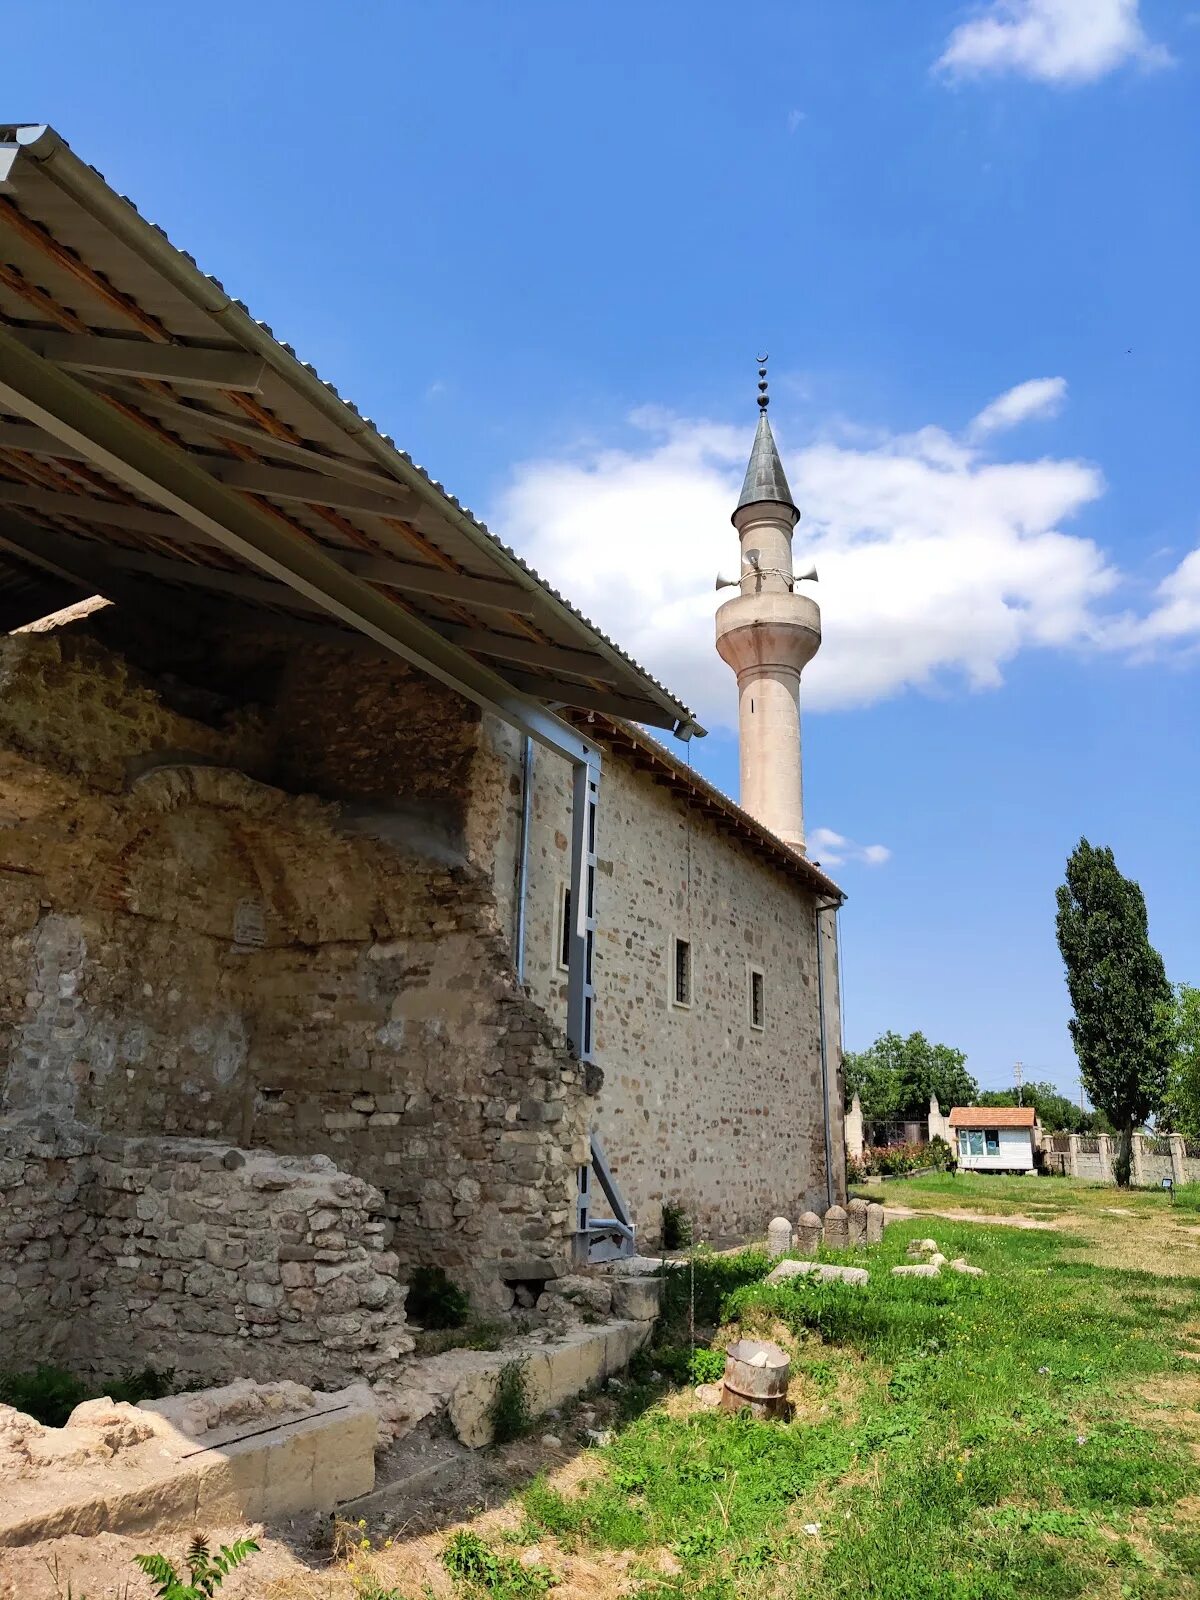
[808,828,892,868]
[786,108,806,133]
[969,377,1067,437]
[494,391,1118,728]
[937,0,1170,84]
[1116,546,1200,651]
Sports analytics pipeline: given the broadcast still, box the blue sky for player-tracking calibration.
[7,1,1198,1098]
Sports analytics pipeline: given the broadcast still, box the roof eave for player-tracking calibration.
[6,124,704,741]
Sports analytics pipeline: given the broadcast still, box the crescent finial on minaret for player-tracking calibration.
[756,353,770,411]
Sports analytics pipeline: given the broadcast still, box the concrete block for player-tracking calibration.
[766,1259,868,1288]
[609,1275,662,1322]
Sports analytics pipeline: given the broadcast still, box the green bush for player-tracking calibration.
[857,1139,955,1178]
[0,1364,89,1428]
[0,1364,180,1428]
[406,1264,471,1330]
[661,1200,693,1251]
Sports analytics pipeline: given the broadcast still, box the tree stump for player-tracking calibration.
[721,1338,791,1418]
[766,1216,793,1259]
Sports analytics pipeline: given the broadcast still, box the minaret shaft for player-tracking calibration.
[715,380,821,853]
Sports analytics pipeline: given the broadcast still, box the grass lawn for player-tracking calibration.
[322,1182,1200,1600]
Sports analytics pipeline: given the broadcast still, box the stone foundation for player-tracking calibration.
[0,1117,410,1387]
[0,621,591,1294]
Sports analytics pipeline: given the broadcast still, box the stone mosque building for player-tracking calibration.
[0,124,845,1383]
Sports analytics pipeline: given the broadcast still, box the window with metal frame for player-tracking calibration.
[671,936,692,1009]
[557,884,571,973]
[748,964,765,1031]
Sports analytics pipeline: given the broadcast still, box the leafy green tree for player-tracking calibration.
[1055,839,1172,1186]
[843,1030,977,1122]
[977,1081,1105,1135]
[1161,984,1200,1137]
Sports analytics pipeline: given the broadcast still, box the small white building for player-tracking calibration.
[948,1107,1040,1173]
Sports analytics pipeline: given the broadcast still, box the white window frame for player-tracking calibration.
[747,962,765,1032]
[555,880,571,975]
[669,933,693,1011]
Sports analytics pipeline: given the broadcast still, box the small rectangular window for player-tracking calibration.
[557,884,572,973]
[985,1130,1000,1154]
[968,1130,984,1157]
[748,965,765,1031]
[958,1131,970,1158]
[671,936,692,1008]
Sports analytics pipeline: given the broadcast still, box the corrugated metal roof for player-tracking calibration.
[0,123,704,739]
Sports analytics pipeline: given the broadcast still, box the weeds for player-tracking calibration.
[442,1530,553,1596]
[406,1265,471,1330]
[132,1535,259,1598]
[489,1359,532,1445]
[414,1317,505,1356]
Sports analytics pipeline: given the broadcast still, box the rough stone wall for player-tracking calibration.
[0,624,590,1299]
[0,1117,409,1386]
[480,718,841,1243]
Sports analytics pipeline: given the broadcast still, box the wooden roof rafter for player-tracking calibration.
[0,123,704,744]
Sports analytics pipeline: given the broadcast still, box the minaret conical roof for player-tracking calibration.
[734,409,799,525]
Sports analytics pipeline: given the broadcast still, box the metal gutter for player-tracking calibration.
[814,903,836,1209]
[5,125,704,740]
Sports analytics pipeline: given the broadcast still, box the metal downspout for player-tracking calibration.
[815,901,835,1209]
[515,736,534,982]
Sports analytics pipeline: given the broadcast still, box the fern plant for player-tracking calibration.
[133,1535,259,1598]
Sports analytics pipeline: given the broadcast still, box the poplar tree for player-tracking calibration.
[1055,839,1172,1186]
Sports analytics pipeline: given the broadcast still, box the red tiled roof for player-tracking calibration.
[948,1107,1037,1129]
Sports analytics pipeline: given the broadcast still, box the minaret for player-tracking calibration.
[715,360,821,852]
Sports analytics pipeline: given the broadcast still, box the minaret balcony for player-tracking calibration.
[715,589,821,677]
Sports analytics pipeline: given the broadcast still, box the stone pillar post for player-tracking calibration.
[865,1202,884,1244]
[845,1094,864,1161]
[1169,1134,1187,1187]
[795,1211,822,1256]
[1068,1134,1080,1178]
[767,1217,793,1259]
[823,1205,848,1251]
[1097,1133,1113,1184]
[847,1198,868,1247]
[1131,1133,1146,1188]
[928,1095,950,1144]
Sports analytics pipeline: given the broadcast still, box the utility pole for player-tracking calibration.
[1014,1060,1023,1107]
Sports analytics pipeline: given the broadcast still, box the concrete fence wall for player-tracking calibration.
[1046,1132,1197,1187]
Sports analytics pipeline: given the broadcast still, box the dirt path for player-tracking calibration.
[884,1204,1057,1230]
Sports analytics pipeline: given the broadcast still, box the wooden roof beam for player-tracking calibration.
[206,458,412,516]
[9,329,266,392]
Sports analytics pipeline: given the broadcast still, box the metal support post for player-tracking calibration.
[566,754,600,1064]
